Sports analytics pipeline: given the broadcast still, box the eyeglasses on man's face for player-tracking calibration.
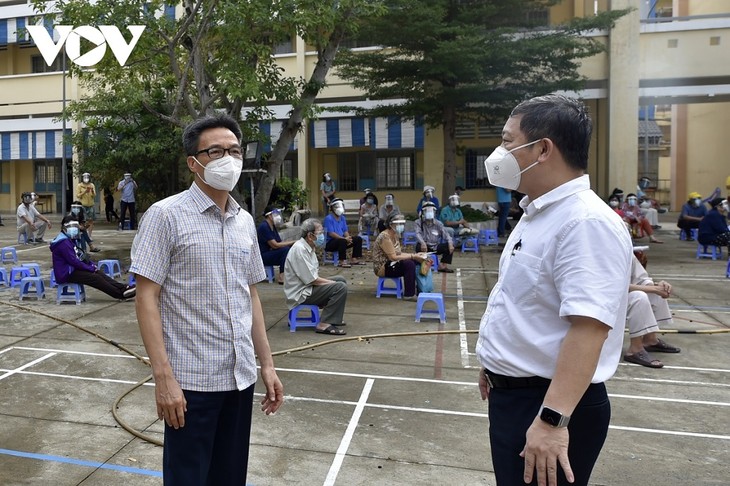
[194,145,243,160]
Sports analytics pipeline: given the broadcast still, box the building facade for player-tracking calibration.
[1,0,728,217]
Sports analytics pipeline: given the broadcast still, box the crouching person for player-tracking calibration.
[50,215,135,300]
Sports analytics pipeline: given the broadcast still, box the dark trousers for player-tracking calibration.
[106,204,119,223]
[416,242,453,264]
[325,236,363,261]
[66,270,128,299]
[120,201,137,229]
[704,231,730,247]
[163,385,255,486]
[301,275,347,325]
[498,202,511,236]
[488,382,610,486]
[677,219,700,231]
[261,247,290,273]
[383,259,417,297]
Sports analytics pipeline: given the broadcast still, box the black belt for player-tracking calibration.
[484,369,551,389]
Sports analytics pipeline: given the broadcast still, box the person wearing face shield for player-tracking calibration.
[116,172,138,230]
[371,213,428,300]
[358,190,379,236]
[320,173,336,215]
[416,185,440,216]
[378,194,401,232]
[359,188,379,208]
[439,194,476,241]
[130,114,283,485]
[16,191,52,243]
[50,214,135,300]
[257,206,296,285]
[677,192,708,238]
[284,218,348,335]
[476,95,633,486]
[70,201,101,253]
[619,193,662,244]
[323,198,364,268]
[698,197,730,249]
[415,201,454,273]
[76,172,97,238]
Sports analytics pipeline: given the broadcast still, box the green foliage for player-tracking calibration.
[272,176,310,214]
[461,204,493,222]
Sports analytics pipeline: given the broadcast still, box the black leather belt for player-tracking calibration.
[484,369,551,389]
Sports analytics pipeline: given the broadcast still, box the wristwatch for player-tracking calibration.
[538,405,570,428]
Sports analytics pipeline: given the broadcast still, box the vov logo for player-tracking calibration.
[26,25,145,67]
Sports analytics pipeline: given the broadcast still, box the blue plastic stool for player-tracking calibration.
[323,251,339,266]
[696,244,721,260]
[376,277,403,299]
[402,231,417,247]
[461,236,479,254]
[57,283,86,305]
[9,267,31,288]
[479,229,499,246]
[98,259,122,278]
[1,246,18,264]
[18,232,29,244]
[128,274,136,286]
[0,267,8,287]
[265,266,276,283]
[49,269,57,288]
[679,228,698,241]
[726,258,730,278]
[288,304,320,332]
[360,233,370,250]
[415,292,446,323]
[21,263,42,278]
[19,277,45,301]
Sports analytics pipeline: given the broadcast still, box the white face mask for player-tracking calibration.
[609,200,619,208]
[423,208,435,220]
[484,139,541,191]
[82,176,90,183]
[193,155,242,192]
[334,206,345,216]
[272,214,282,226]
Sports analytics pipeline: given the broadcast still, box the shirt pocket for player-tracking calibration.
[229,235,254,282]
[501,251,542,304]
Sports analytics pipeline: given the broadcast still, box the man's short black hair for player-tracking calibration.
[510,95,592,171]
[182,114,242,156]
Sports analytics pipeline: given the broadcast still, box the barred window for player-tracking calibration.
[465,149,494,189]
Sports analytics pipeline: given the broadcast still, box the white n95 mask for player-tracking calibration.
[484,139,541,191]
[194,155,243,192]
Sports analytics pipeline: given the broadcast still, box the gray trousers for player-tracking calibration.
[626,290,672,338]
[302,276,348,325]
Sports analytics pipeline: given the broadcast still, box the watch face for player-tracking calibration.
[540,407,563,427]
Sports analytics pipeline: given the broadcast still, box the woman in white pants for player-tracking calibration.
[623,254,680,368]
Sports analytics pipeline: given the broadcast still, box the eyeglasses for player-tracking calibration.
[194,146,243,159]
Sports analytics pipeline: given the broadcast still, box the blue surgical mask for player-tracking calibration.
[66,227,79,239]
[395,224,405,234]
[315,233,325,247]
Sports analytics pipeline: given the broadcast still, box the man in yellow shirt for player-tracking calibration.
[75,172,96,238]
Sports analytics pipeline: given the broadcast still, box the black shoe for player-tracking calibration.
[123,286,136,299]
[90,247,101,253]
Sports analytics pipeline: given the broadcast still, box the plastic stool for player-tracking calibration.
[265,266,275,283]
[21,263,42,278]
[288,304,320,332]
[0,267,8,287]
[19,276,45,301]
[415,292,446,323]
[98,259,122,278]
[376,277,403,299]
[323,251,339,266]
[128,274,136,286]
[18,232,29,244]
[726,258,730,278]
[679,228,698,241]
[402,231,417,246]
[1,246,18,264]
[479,229,499,246]
[9,267,31,288]
[49,269,57,288]
[696,244,721,260]
[56,283,86,305]
[461,236,479,254]
[360,233,370,250]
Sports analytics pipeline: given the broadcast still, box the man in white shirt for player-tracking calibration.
[476,95,632,486]
[16,192,52,243]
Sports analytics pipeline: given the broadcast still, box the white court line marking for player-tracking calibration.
[614,376,730,387]
[609,393,730,407]
[0,370,152,386]
[0,353,56,381]
[323,378,374,486]
[11,346,138,359]
[610,425,730,441]
[455,269,470,368]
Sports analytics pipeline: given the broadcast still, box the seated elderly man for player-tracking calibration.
[623,254,680,368]
[17,191,52,243]
[415,201,454,273]
[284,218,348,336]
[439,194,477,240]
[257,205,296,284]
[377,193,400,232]
[323,198,364,268]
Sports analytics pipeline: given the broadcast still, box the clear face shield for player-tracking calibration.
[266,209,283,226]
[449,195,460,207]
[332,201,345,216]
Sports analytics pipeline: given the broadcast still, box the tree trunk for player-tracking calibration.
[441,104,457,201]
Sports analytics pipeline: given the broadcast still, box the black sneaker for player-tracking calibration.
[123,286,136,299]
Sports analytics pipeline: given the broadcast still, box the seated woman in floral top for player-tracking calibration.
[371,213,428,301]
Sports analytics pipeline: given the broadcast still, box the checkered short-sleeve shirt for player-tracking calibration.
[130,183,266,392]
